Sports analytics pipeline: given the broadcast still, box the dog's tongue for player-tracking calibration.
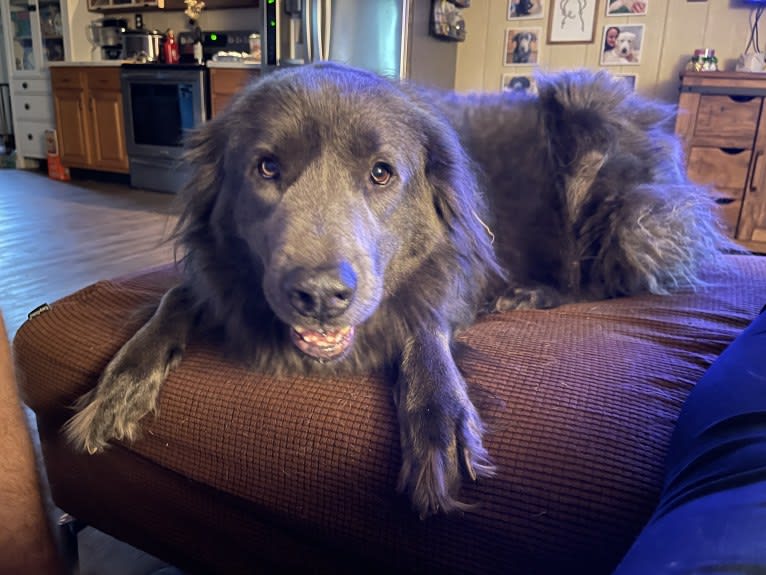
[291,325,354,361]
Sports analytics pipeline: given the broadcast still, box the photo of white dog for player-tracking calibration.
[601,24,644,66]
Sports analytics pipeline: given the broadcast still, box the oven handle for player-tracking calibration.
[121,70,201,81]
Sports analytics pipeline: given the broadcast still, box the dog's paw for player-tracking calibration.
[63,355,170,454]
[493,285,562,311]
[397,399,494,519]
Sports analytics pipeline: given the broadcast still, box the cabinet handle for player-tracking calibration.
[27,133,33,141]
[22,82,28,89]
[751,151,764,194]
[24,103,30,110]
[714,197,735,205]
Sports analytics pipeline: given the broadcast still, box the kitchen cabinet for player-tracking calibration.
[51,66,128,173]
[209,66,260,117]
[675,71,766,253]
[87,0,258,11]
[1,0,96,164]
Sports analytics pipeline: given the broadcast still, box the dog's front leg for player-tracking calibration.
[394,327,494,518]
[63,284,193,454]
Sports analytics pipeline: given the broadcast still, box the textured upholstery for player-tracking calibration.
[13,256,766,574]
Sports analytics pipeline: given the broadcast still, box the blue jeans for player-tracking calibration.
[613,307,766,574]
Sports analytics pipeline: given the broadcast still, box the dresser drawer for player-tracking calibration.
[14,93,54,122]
[51,67,84,90]
[687,146,752,190]
[16,120,55,159]
[692,95,761,148]
[709,188,744,237]
[12,77,52,95]
[86,68,121,92]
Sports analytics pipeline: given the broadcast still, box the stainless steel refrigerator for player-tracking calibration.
[261,0,458,89]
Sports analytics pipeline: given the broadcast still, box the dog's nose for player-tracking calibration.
[283,261,357,321]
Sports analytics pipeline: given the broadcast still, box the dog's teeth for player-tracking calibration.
[294,326,305,335]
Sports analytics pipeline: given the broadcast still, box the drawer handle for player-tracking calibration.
[714,197,735,205]
[22,82,28,89]
[24,103,29,110]
[720,147,746,155]
[730,95,755,103]
[27,133,33,141]
[751,151,764,193]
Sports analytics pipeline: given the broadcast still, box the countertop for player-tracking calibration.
[50,60,262,69]
[49,60,128,67]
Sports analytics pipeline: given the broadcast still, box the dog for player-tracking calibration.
[511,32,536,64]
[512,0,534,16]
[63,63,730,518]
[604,31,639,63]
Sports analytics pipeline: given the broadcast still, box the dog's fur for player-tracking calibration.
[64,63,731,518]
[512,32,536,64]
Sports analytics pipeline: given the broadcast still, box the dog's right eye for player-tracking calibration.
[257,157,280,180]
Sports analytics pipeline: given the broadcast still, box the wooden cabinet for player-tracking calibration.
[675,71,766,253]
[209,67,261,118]
[51,66,128,173]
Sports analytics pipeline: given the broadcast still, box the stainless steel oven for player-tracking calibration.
[121,64,209,193]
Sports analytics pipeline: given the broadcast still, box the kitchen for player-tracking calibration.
[0,0,460,193]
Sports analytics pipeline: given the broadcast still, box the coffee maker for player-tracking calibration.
[86,18,127,60]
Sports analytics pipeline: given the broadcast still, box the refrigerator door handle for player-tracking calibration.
[323,0,331,62]
[310,0,323,61]
[303,0,313,62]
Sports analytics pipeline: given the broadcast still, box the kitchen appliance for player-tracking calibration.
[177,30,254,63]
[259,0,458,89]
[122,29,163,62]
[121,64,208,193]
[86,17,127,60]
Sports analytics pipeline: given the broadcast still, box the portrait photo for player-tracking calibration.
[606,0,648,16]
[508,0,544,20]
[504,27,541,66]
[600,24,645,66]
[613,73,638,90]
[501,74,538,94]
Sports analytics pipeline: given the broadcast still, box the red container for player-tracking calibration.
[163,29,180,64]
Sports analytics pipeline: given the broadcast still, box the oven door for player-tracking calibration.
[121,67,208,162]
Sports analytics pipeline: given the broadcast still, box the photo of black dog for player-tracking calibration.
[63,63,732,519]
[505,29,539,65]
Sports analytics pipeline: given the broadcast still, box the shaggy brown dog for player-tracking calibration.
[64,63,729,518]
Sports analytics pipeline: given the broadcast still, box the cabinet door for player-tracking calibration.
[89,89,129,173]
[738,99,766,247]
[53,88,91,166]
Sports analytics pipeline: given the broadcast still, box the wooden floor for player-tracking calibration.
[0,169,178,339]
[0,167,183,574]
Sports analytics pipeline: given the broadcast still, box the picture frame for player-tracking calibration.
[613,73,638,90]
[504,27,542,66]
[600,24,645,66]
[548,0,599,44]
[508,0,544,20]
[605,0,648,16]
[501,73,538,94]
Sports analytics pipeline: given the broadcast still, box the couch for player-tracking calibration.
[13,255,766,574]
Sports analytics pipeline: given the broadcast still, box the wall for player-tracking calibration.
[455,0,757,102]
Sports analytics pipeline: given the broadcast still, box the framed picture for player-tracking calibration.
[504,27,541,66]
[600,24,645,65]
[605,0,648,16]
[501,73,538,94]
[508,0,544,20]
[613,73,638,90]
[548,0,599,44]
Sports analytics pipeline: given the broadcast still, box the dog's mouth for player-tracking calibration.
[290,325,355,361]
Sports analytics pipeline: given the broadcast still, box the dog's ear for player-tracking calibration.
[419,112,503,280]
[173,114,228,254]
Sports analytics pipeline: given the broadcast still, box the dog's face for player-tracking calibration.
[616,32,636,57]
[183,64,478,362]
[514,32,534,53]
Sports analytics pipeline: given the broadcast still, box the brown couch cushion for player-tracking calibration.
[13,255,766,574]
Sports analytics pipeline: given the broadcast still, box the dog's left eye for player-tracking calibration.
[370,162,393,186]
[257,157,280,180]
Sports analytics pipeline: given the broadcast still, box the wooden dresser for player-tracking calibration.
[675,71,766,253]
